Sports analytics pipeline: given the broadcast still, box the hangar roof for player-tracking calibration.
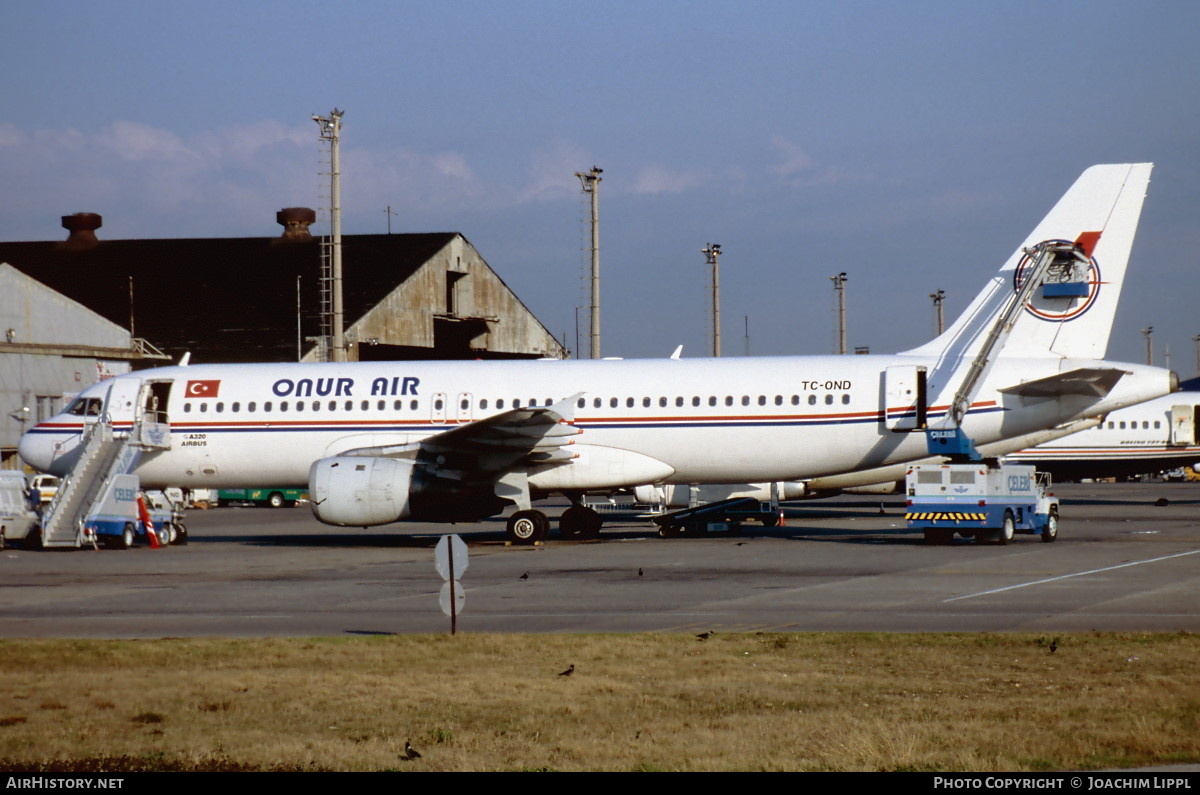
[0,233,459,363]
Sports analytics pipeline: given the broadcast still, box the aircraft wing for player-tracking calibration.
[998,367,1128,398]
[338,393,584,478]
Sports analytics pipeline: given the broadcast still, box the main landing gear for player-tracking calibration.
[558,505,603,540]
[504,505,604,544]
[506,510,550,544]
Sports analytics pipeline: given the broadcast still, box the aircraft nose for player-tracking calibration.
[18,426,55,472]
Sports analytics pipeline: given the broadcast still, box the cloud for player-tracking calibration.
[769,134,812,178]
[630,163,709,195]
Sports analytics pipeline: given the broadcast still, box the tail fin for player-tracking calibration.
[905,163,1152,361]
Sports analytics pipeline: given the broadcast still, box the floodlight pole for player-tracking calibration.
[702,244,723,357]
[1142,326,1154,366]
[575,166,603,359]
[831,272,848,354]
[313,108,346,363]
[930,289,945,335]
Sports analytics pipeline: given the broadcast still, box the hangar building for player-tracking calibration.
[0,210,566,365]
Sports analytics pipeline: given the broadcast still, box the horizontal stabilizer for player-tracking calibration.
[998,367,1128,398]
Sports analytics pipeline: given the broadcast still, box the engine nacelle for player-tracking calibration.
[309,455,513,527]
[309,456,415,527]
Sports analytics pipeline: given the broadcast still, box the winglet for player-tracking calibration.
[670,345,683,360]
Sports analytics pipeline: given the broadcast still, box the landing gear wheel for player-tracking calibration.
[657,523,686,539]
[507,510,549,545]
[559,506,603,540]
[266,492,285,509]
[1041,506,1058,543]
[760,512,779,528]
[995,512,1015,546]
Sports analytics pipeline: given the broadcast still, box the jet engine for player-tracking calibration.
[309,456,508,526]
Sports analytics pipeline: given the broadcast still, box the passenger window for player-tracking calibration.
[248,402,256,412]
[626,398,635,408]
[577,398,585,409]
[199,403,208,413]
[394,400,402,410]
[643,397,651,408]
[296,402,305,412]
[692,396,700,407]
[774,395,782,406]
[676,397,684,407]
[708,397,717,407]
[842,394,850,405]
[183,403,191,413]
[482,399,490,410]
[741,396,749,406]
[265,401,273,412]
[410,399,418,410]
[791,395,799,405]
[725,396,733,406]
[497,399,505,409]
[825,394,833,405]
[215,402,224,413]
[435,398,444,410]
[610,398,618,408]
[461,399,469,410]
[593,398,602,408]
[659,397,667,408]
[377,400,385,411]
[808,395,817,405]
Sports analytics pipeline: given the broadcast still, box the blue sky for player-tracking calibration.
[2,1,1198,369]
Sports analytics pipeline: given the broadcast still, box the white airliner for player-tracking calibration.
[19,164,1177,544]
[1003,376,1200,480]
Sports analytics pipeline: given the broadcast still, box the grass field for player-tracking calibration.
[1,632,1197,772]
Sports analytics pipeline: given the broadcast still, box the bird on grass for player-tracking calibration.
[519,572,529,580]
[403,741,421,760]
[696,631,713,641]
[638,568,644,577]
[559,664,575,677]
[1049,638,1059,654]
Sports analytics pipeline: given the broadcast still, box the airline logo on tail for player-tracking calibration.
[1013,232,1104,323]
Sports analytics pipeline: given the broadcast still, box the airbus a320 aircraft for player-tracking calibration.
[19,164,1176,544]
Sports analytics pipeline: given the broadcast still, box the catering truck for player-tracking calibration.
[904,463,1059,545]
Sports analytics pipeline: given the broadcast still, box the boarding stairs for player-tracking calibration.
[39,413,165,548]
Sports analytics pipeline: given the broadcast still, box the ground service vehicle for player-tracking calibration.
[217,488,306,508]
[905,463,1058,545]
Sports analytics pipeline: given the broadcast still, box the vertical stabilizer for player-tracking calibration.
[906,163,1152,362]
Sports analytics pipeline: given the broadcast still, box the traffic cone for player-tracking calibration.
[137,495,161,549]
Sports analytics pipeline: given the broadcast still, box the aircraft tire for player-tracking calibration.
[507,510,548,545]
[1041,507,1058,543]
[559,506,602,540]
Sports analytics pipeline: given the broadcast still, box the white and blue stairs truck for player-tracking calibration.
[904,463,1059,545]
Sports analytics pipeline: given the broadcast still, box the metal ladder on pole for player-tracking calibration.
[927,240,1090,459]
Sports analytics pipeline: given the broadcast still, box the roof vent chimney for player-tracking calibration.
[276,207,316,242]
[62,212,102,248]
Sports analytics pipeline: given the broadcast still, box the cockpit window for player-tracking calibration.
[66,397,103,416]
